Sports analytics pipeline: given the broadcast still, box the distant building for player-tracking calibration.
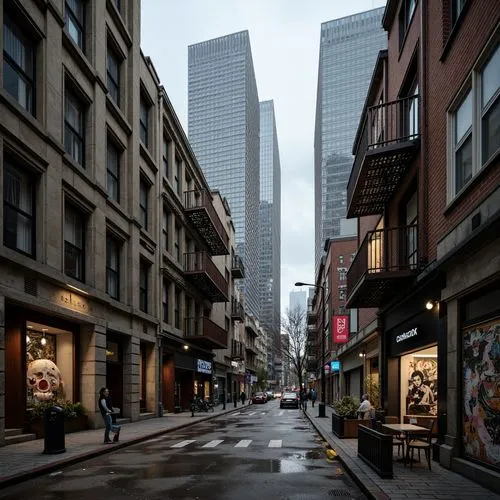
[289,290,307,314]
[314,8,386,272]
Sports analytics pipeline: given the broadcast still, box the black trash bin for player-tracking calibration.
[43,405,66,454]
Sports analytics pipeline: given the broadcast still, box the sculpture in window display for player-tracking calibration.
[27,359,62,401]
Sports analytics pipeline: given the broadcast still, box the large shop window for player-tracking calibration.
[463,316,500,470]
[400,346,438,420]
[26,322,74,406]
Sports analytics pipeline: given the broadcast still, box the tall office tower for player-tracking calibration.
[259,100,281,381]
[314,8,386,271]
[289,290,307,314]
[188,31,261,318]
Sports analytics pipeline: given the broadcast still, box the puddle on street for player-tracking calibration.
[248,457,324,474]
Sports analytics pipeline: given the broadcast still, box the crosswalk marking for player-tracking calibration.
[268,440,282,448]
[261,412,266,415]
[248,411,256,416]
[233,412,241,415]
[171,440,195,448]
[235,439,252,448]
[202,440,224,448]
[278,411,284,416]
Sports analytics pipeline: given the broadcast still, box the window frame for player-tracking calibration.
[65,0,86,52]
[399,0,417,50]
[3,158,36,257]
[139,177,149,230]
[64,87,86,167]
[64,203,86,282]
[451,0,467,27]
[174,157,181,195]
[162,205,169,252]
[3,13,35,115]
[162,281,169,323]
[106,42,121,107]
[106,139,120,203]
[162,137,169,179]
[106,234,120,300]
[139,260,149,313]
[447,38,499,203]
[139,96,149,147]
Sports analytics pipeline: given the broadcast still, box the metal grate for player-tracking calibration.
[24,276,38,296]
[328,490,351,497]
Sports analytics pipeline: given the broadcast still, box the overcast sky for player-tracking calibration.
[140,0,387,315]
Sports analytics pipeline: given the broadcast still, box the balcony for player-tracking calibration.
[184,252,229,303]
[347,95,421,218]
[231,298,244,321]
[347,225,418,308]
[231,340,244,360]
[245,343,258,356]
[245,317,258,337]
[184,189,230,256]
[184,316,228,349]
[307,310,317,326]
[231,254,245,279]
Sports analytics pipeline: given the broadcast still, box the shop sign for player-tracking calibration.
[57,291,89,313]
[324,363,331,374]
[250,375,257,383]
[196,359,212,374]
[396,327,418,343]
[331,360,341,372]
[333,315,349,343]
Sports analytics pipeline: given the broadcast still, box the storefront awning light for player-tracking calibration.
[67,284,89,295]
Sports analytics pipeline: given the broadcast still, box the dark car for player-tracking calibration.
[280,392,299,409]
[252,392,267,404]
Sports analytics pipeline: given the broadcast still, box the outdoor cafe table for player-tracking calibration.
[382,423,429,466]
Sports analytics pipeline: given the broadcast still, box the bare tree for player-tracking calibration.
[279,305,308,390]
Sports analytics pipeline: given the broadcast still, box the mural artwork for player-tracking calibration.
[463,318,500,469]
[406,356,438,416]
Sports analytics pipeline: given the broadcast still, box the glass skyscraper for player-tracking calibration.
[259,100,281,381]
[314,8,386,271]
[188,31,261,318]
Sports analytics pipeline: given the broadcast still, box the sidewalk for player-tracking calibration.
[0,403,240,489]
[303,403,500,500]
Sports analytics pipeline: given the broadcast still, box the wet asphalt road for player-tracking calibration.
[0,401,366,500]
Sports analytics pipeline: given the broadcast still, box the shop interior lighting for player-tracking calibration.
[359,350,366,358]
[41,328,48,346]
[183,345,189,351]
[411,354,437,357]
[425,300,435,310]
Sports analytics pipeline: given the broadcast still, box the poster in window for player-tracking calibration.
[463,318,500,469]
[406,356,437,416]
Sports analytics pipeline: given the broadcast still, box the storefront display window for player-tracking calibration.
[463,317,500,469]
[400,347,438,418]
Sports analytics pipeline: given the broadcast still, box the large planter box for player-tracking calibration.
[28,415,88,438]
[331,412,366,438]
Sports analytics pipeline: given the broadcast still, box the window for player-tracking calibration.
[339,269,346,281]
[107,44,120,106]
[399,0,416,48]
[174,288,180,329]
[113,0,121,12]
[174,157,181,195]
[451,0,467,27]
[3,14,35,114]
[163,138,169,178]
[406,192,418,269]
[139,178,149,230]
[106,235,120,300]
[139,260,149,313]
[65,0,85,51]
[3,160,35,256]
[448,42,499,199]
[65,89,85,166]
[162,206,169,252]
[162,281,169,323]
[174,224,180,261]
[339,255,344,265]
[107,141,120,203]
[64,203,85,281]
[139,96,149,147]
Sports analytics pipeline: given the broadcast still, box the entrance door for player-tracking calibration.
[106,338,123,417]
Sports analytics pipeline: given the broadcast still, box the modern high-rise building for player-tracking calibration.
[289,290,307,314]
[259,100,281,381]
[188,31,261,318]
[314,8,386,271]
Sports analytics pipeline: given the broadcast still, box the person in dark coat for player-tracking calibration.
[240,391,246,405]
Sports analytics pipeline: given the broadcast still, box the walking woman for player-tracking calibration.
[98,387,121,444]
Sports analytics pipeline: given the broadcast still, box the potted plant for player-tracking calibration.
[27,400,88,438]
[331,396,364,438]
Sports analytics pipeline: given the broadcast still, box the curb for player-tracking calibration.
[0,407,241,490]
[303,409,390,500]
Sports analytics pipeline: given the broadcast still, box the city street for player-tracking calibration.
[0,401,365,500]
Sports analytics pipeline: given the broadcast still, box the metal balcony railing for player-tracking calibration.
[184,316,227,349]
[231,254,245,278]
[184,251,228,303]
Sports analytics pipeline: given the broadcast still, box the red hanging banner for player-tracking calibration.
[333,315,349,343]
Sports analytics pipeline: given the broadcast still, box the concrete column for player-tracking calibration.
[146,340,157,413]
[0,295,5,446]
[123,335,140,421]
[80,324,106,429]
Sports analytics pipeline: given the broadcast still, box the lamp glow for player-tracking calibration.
[425,301,434,310]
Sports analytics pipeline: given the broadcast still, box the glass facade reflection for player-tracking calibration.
[259,100,281,380]
[314,8,386,271]
[188,31,260,318]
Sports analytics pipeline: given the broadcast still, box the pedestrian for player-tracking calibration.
[233,392,238,408]
[300,389,307,410]
[98,387,121,444]
[240,391,246,405]
[357,394,373,420]
[311,388,317,407]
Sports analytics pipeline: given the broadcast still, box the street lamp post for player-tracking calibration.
[295,281,327,418]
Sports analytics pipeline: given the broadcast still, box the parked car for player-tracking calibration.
[274,391,282,398]
[252,392,267,404]
[280,392,299,409]
[265,391,274,401]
